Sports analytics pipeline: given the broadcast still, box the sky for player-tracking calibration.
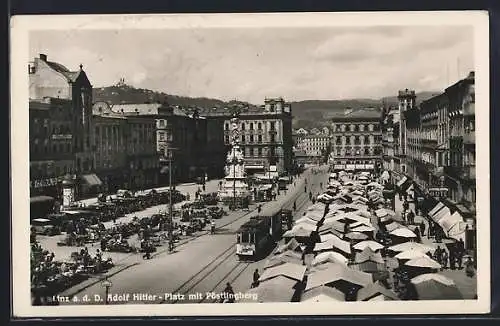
[30,26,474,104]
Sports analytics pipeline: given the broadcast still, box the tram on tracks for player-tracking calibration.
[236,204,295,261]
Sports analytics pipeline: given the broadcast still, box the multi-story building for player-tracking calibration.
[203,98,293,177]
[396,89,417,177]
[29,54,96,198]
[91,102,128,193]
[292,128,309,148]
[386,72,476,249]
[445,72,476,215]
[298,134,331,161]
[330,108,383,172]
[414,93,448,195]
[29,98,75,198]
[108,103,224,184]
[381,105,400,178]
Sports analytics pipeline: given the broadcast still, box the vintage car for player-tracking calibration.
[31,218,61,236]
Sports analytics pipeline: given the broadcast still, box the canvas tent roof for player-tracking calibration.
[259,262,307,283]
[305,264,373,291]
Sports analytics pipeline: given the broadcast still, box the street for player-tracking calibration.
[56,167,329,305]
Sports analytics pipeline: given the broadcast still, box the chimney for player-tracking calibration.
[39,54,47,61]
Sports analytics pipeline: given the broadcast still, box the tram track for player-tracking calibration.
[168,172,322,304]
[155,170,324,305]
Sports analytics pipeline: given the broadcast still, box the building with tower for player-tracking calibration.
[29,54,97,199]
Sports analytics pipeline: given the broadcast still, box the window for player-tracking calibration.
[250,122,254,130]
[241,135,246,143]
[241,123,246,130]
[258,123,262,130]
[253,148,258,156]
[159,120,165,128]
[258,148,262,156]
[258,135,262,143]
[225,135,229,144]
[250,134,254,142]
[159,132,165,141]
[225,123,229,130]
[270,122,276,130]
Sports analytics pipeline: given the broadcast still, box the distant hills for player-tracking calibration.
[92,83,439,129]
[288,91,438,129]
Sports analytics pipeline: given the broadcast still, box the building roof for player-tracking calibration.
[331,107,382,121]
[46,61,82,82]
[445,71,475,93]
[110,103,188,117]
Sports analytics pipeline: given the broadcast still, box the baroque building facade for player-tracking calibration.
[330,108,383,172]
[202,98,293,177]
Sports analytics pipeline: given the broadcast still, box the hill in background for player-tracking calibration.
[92,83,438,129]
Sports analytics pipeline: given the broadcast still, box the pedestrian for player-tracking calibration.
[407,210,415,225]
[457,239,465,269]
[434,246,442,265]
[449,249,456,270]
[210,220,216,234]
[419,222,426,237]
[223,282,235,303]
[293,201,296,211]
[258,205,262,213]
[441,250,449,269]
[252,269,260,288]
[465,257,475,278]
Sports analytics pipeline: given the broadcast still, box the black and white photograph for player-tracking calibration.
[11,11,490,317]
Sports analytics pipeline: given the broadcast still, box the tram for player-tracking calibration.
[236,200,297,260]
[236,213,282,261]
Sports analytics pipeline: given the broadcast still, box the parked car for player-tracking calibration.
[31,218,61,236]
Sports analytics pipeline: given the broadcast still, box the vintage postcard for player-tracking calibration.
[10,11,490,317]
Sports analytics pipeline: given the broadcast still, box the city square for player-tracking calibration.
[17,16,484,313]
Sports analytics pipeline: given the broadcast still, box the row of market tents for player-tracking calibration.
[242,172,465,302]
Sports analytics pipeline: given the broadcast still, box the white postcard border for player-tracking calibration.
[10,11,491,317]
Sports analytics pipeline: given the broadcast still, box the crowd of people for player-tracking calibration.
[240,168,476,303]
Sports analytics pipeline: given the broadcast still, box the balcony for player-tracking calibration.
[463,131,475,144]
[464,102,475,116]
[51,134,73,140]
[463,165,476,180]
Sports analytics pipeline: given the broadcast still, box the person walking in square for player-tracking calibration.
[449,248,456,270]
[465,257,475,277]
[441,250,449,269]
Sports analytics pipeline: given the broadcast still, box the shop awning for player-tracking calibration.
[81,174,103,186]
[397,176,408,188]
[246,165,265,169]
[30,195,55,204]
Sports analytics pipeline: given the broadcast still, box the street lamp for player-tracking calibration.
[166,148,178,247]
[100,277,112,305]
